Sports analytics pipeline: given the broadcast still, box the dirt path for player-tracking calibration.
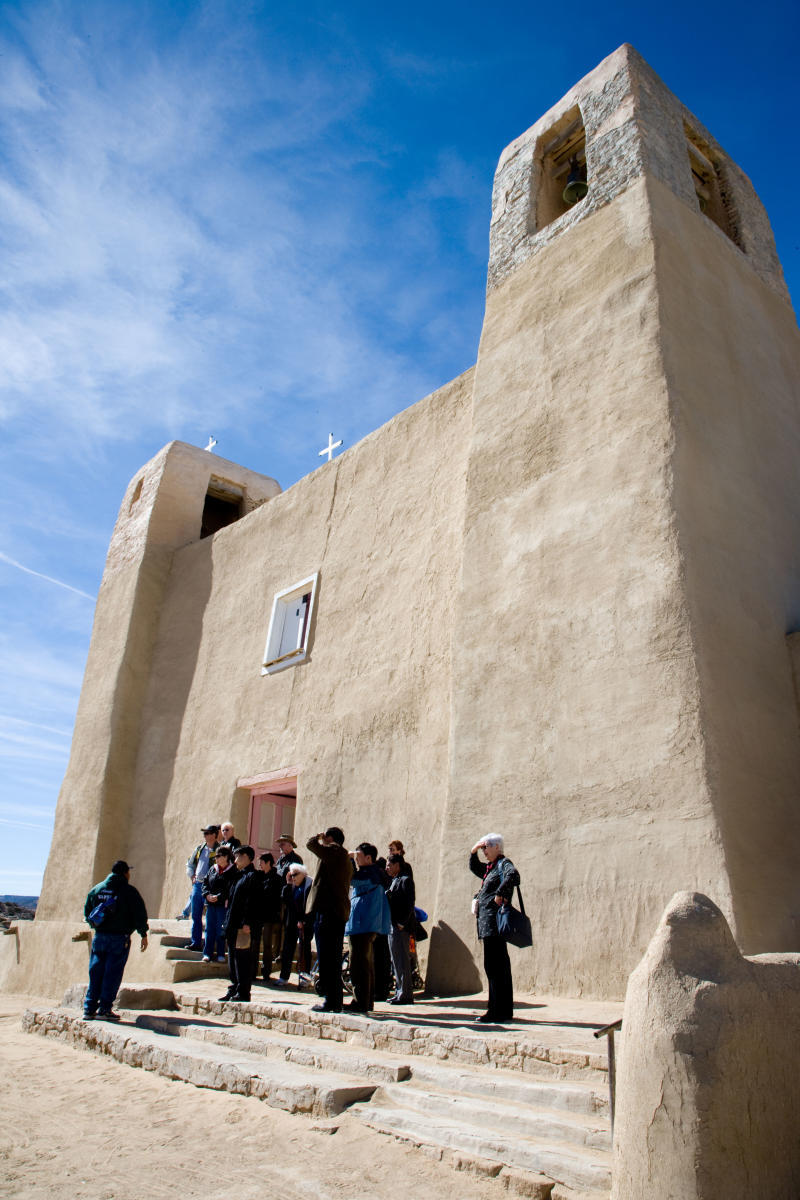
[0,995,499,1200]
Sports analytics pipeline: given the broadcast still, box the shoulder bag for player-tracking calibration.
[496,885,533,949]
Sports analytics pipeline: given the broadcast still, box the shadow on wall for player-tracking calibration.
[425,921,483,995]
[124,545,216,916]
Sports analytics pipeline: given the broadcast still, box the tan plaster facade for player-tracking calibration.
[4,44,800,1003]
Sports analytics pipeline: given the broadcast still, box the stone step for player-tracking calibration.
[135,1012,412,1083]
[174,989,609,1082]
[170,960,230,982]
[159,934,196,947]
[349,1099,612,1194]
[373,1080,611,1150]
[22,1006,377,1116]
[164,946,207,959]
[408,1059,608,1116]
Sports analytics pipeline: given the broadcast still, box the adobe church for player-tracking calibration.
[5,44,800,1000]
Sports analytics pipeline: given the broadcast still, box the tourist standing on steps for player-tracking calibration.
[385,852,416,1004]
[345,843,392,1013]
[220,845,262,1002]
[186,825,220,950]
[83,860,148,1021]
[306,827,353,1013]
[202,846,236,962]
[276,863,313,986]
[256,853,283,980]
[469,833,520,1024]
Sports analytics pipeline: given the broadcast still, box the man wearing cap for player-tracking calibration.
[83,860,148,1020]
[275,834,302,879]
[186,825,220,951]
[220,845,262,1003]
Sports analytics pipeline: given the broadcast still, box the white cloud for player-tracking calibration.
[0,551,95,600]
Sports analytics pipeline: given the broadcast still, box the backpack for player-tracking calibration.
[88,890,118,929]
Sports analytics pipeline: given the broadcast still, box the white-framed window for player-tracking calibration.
[261,573,319,675]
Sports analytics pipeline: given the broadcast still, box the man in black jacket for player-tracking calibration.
[220,846,261,1002]
[83,860,149,1020]
[386,853,416,1004]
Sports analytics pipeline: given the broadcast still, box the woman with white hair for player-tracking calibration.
[275,862,312,987]
[469,833,520,1023]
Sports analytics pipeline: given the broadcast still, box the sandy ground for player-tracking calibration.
[0,994,504,1200]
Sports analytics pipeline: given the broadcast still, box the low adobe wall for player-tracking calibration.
[612,892,800,1199]
[0,920,178,999]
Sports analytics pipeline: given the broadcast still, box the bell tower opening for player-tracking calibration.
[534,106,588,232]
[200,477,245,538]
[685,125,742,249]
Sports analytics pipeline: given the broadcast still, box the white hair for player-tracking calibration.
[482,833,504,852]
[287,863,307,878]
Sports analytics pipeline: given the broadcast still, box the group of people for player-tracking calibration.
[82,825,522,1027]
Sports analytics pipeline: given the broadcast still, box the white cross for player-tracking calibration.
[204,436,217,452]
[318,432,343,462]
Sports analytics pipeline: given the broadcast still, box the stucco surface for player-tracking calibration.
[652,175,800,954]
[433,180,729,999]
[612,891,800,1199]
[38,444,281,921]
[122,371,473,926]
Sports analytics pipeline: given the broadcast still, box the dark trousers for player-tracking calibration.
[388,926,413,1000]
[280,923,312,981]
[314,913,345,1011]
[349,931,377,1011]
[260,921,281,977]
[227,928,259,1000]
[85,932,131,1015]
[373,934,391,1001]
[482,934,513,1020]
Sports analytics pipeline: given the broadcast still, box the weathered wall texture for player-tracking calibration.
[431,179,729,998]
[652,176,800,955]
[102,371,471,930]
[37,445,281,921]
[612,892,800,1199]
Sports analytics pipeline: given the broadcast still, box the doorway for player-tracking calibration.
[238,769,299,860]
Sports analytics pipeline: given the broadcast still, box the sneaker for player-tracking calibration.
[201,955,211,962]
[217,956,227,963]
[83,1012,96,1021]
[311,1003,342,1013]
[97,1010,121,1021]
[219,990,237,1002]
[273,977,288,988]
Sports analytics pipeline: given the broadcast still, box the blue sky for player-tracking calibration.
[1,0,798,896]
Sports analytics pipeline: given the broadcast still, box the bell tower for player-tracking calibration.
[432,45,800,998]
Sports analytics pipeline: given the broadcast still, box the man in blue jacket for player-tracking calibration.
[83,860,149,1021]
[344,842,391,1013]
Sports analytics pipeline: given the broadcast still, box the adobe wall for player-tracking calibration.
[651,176,800,955]
[613,892,800,1199]
[431,178,730,1000]
[124,369,474,927]
[37,444,281,922]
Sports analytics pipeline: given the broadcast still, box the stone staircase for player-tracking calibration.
[149,923,231,982]
[23,986,613,1200]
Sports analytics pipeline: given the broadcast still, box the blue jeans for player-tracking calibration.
[203,900,226,958]
[85,932,131,1014]
[190,880,206,946]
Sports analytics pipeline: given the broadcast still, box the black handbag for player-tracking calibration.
[496,886,533,948]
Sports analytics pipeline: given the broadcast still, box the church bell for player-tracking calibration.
[563,156,588,206]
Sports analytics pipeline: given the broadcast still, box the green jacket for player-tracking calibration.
[84,873,149,937]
